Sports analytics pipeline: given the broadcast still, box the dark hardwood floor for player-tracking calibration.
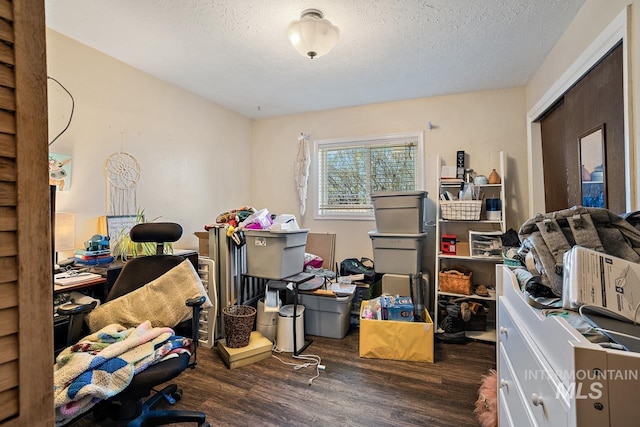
[73,326,495,426]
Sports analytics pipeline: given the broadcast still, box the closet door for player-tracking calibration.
[0,0,53,425]
[539,42,625,214]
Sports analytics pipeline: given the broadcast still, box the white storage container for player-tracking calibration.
[368,232,428,274]
[468,230,502,259]
[298,293,354,339]
[371,191,428,233]
[244,229,309,279]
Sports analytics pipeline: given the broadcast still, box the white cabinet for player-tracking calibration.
[497,264,640,426]
[434,151,505,342]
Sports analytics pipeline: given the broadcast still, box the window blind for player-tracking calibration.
[317,138,417,216]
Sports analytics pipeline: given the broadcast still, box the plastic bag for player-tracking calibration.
[239,208,273,230]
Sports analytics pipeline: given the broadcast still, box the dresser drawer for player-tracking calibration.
[499,301,569,426]
[501,266,588,388]
[498,346,535,427]
[499,393,514,427]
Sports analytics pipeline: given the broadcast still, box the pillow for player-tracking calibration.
[87,259,213,333]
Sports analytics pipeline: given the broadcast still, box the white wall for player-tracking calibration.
[47,29,529,273]
[525,0,640,213]
[251,88,528,267]
[46,29,254,254]
[526,0,633,110]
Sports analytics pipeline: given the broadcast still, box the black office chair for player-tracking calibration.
[58,222,210,427]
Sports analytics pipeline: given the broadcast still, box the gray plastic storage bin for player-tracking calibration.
[368,231,428,274]
[371,191,428,234]
[244,229,309,279]
[298,292,354,339]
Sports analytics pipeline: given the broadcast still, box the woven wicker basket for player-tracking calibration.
[223,305,256,348]
[439,269,473,295]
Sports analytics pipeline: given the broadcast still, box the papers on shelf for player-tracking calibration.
[54,272,101,286]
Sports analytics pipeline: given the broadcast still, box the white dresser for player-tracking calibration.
[496,265,640,426]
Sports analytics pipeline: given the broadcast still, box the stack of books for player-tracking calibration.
[440,177,464,184]
[74,249,114,266]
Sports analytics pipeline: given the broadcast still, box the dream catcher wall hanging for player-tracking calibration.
[105,147,140,215]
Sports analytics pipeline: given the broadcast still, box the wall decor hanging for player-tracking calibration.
[49,153,72,191]
[105,150,140,215]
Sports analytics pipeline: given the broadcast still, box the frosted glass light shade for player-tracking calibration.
[287,9,339,59]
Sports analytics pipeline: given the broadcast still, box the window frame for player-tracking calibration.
[312,132,425,220]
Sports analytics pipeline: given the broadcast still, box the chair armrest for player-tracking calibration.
[185,295,207,369]
[186,296,206,307]
[56,301,97,316]
[56,301,97,348]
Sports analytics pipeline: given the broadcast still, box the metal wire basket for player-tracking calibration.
[440,200,482,221]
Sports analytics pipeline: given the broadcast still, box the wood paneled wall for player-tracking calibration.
[0,0,53,425]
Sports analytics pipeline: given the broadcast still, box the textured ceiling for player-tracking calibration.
[45,0,586,119]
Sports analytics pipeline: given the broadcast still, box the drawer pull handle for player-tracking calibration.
[531,393,544,407]
[500,379,508,389]
[499,327,508,335]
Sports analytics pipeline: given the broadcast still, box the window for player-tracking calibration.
[314,132,424,219]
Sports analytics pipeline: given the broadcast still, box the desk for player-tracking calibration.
[54,277,108,298]
[54,277,107,355]
[53,250,198,356]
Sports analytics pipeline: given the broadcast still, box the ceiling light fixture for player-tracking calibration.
[287,9,339,59]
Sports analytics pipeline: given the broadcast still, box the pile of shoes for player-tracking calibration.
[436,300,487,343]
[436,302,466,343]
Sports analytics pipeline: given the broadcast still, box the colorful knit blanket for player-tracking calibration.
[53,321,192,425]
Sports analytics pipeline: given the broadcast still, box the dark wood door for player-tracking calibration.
[539,42,625,213]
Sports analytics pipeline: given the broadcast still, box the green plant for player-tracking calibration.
[111,209,173,260]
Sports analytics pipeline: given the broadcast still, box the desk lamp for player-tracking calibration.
[54,212,75,267]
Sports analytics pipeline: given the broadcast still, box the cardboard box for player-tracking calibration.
[381,273,430,310]
[381,273,412,295]
[217,331,272,369]
[563,246,640,322]
[380,295,414,321]
[194,231,209,256]
[359,302,434,362]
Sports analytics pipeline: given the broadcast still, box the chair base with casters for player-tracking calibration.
[86,354,209,426]
[56,222,210,426]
